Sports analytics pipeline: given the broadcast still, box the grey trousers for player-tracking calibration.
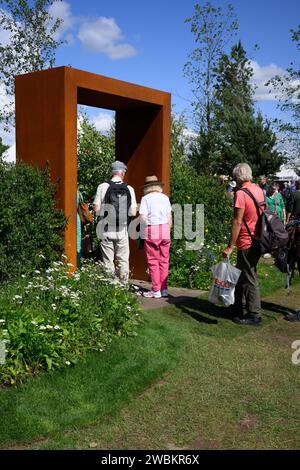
[100,232,130,283]
[234,245,261,318]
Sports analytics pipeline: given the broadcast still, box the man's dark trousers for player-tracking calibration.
[234,245,261,318]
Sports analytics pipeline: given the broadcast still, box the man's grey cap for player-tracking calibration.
[111,161,127,172]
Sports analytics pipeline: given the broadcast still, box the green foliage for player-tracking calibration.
[169,130,233,289]
[170,161,231,243]
[77,113,115,202]
[189,41,284,177]
[215,41,254,118]
[171,112,187,163]
[169,239,229,289]
[215,109,284,177]
[184,1,238,131]
[0,136,9,158]
[291,24,300,49]
[0,0,63,126]
[268,25,300,166]
[0,259,140,385]
[188,131,220,175]
[213,42,284,176]
[0,161,66,281]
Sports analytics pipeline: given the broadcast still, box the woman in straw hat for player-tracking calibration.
[139,176,172,298]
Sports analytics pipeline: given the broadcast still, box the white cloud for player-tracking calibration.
[64,33,74,46]
[78,17,138,59]
[48,0,74,40]
[2,3,138,60]
[106,43,138,60]
[250,60,286,102]
[92,112,115,133]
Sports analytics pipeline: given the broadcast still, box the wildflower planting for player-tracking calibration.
[169,239,237,290]
[0,258,140,386]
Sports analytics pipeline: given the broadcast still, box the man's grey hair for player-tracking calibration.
[112,170,125,176]
[232,163,253,183]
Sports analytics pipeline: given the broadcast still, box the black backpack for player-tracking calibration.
[103,181,131,231]
[239,188,288,254]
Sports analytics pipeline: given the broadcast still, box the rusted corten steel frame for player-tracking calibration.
[15,66,171,279]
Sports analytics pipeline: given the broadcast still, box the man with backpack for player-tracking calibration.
[93,161,137,284]
[222,163,265,325]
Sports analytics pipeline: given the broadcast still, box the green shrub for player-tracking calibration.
[0,259,140,385]
[0,161,66,281]
[77,114,115,202]
[170,159,232,243]
[169,159,233,289]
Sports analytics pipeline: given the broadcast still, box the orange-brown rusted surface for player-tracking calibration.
[15,66,171,279]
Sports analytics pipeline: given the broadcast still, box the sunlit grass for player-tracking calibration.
[1,260,300,450]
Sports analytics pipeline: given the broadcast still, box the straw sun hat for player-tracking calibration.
[142,175,164,194]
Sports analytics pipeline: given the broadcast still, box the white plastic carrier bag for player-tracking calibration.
[208,260,241,307]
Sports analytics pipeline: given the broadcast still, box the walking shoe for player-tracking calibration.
[233,316,262,326]
[161,289,169,297]
[143,290,161,298]
[284,310,300,322]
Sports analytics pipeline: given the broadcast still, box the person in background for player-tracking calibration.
[93,161,137,284]
[290,179,296,193]
[266,182,286,224]
[226,180,236,195]
[282,182,293,214]
[222,163,265,325]
[278,181,285,198]
[77,189,83,268]
[139,176,172,298]
[287,180,300,223]
[219,175,228,186]
[258,175,269,195]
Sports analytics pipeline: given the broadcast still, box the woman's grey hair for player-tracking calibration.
[232,163,253,183]
[144,185,163,195]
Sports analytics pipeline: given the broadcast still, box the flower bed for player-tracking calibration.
[169,239,237,290]
[0,259,140,386]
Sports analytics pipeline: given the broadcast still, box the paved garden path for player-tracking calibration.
[130,280,205,310]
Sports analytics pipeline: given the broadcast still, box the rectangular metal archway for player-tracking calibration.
[15,66,171,279]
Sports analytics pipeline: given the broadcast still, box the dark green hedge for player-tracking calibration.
[169,160,233,288]
[170,160,232,244]
[0,161,67,281]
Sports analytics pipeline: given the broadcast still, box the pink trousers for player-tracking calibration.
[144,224,171,292]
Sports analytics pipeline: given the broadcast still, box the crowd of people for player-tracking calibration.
[77,160,300,322]
[223,164,300,324]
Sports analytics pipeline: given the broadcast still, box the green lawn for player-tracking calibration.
[1,261,300,450]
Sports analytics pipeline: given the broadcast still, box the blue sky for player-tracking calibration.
[1,0,299,159]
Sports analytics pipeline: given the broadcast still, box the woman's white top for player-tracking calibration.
[139,192,172,225]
